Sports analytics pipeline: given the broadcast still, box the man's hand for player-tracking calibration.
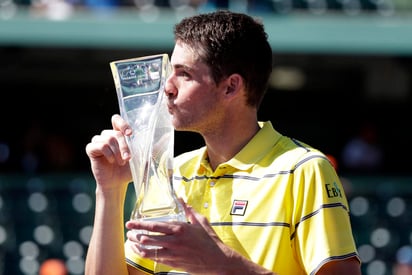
[85,114,133,190]
[125,202,276,275]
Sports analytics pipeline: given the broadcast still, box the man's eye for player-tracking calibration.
[177,71,190,78]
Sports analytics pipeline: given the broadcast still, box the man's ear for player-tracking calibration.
[225,74,243,96]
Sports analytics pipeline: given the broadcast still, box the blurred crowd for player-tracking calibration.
[1,0,412,21]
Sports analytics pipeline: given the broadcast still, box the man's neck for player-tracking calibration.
[202,119,260,171]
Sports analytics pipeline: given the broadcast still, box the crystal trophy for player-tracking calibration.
[110,54,187,245]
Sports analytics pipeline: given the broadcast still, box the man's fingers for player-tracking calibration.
[111,114,132,136]
[86,130,131,165]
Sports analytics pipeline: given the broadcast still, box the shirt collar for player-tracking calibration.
[227,121,282,170]
[199,121,282,172]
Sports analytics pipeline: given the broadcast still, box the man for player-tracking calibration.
[85,10,361,275]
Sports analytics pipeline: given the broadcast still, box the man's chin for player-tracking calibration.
[173,125,198,134]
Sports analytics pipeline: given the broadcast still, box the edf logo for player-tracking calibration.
[325,182,342,198]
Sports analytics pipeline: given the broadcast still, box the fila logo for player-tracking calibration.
[230,200,248,216]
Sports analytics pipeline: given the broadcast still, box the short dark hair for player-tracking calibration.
[174,10,273,108]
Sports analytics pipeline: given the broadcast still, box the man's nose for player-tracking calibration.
[164,74,177,97]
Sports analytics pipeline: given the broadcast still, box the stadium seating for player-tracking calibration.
[0,174,135,275]
[0,174,411,274]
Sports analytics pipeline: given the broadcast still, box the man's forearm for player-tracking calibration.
[85,186,129,275]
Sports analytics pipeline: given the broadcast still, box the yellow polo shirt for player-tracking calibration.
[126,121,360,275]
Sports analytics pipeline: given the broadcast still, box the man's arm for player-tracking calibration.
[85,186,130,275]
[317,257,361,275]
[85,114,145,275]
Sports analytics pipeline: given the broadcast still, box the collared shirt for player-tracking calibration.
[126,121,360,275]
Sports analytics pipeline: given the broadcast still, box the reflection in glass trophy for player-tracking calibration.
[110,54,187,247]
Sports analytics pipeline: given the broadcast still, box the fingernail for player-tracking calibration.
[125,128,132,136]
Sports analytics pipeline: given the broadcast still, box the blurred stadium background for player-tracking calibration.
[1,0,412,274]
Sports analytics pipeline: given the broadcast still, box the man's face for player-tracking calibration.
[165,42,227,135]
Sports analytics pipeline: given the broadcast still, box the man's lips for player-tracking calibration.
[167,104,174,114]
